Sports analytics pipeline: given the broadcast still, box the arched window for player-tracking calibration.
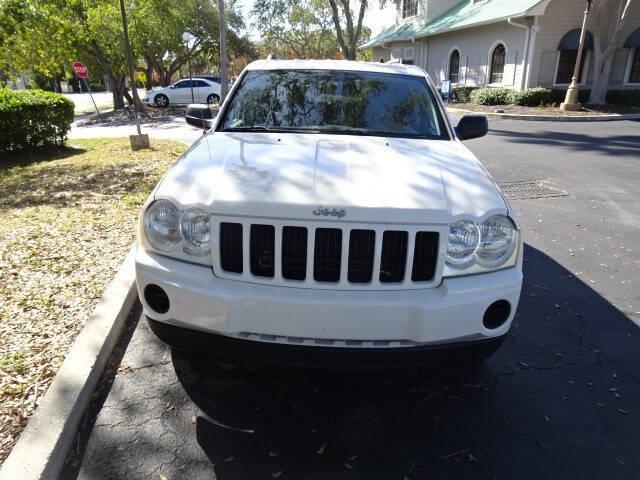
[449,50,460,83]
[624,28,640,84]
[489,44,506,84]
[556,29,594,84]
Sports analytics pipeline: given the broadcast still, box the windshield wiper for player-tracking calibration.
[220,125,279,132]
[317,126,371,135]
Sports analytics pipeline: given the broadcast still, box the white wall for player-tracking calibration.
[530,0,640,89]
[425,22,528,88]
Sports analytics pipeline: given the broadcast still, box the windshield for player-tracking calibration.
[219,69,449,140]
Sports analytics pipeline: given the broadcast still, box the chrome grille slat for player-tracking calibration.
[215,219,442,290]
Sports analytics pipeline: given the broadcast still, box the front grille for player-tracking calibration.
[219,223,243,273]
[379,231,408,283]
[412,232,439,281]
[313,228,342,282]
[250,224,275,277]
[348,230,375,283]
[218,222,440,288]
[282,227,307,280]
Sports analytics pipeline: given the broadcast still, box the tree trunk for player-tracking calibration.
[144,58,155,89]
[123,86,134,105]
[112,74,127,110]
[587,0,633,104]
[589,48,615,104]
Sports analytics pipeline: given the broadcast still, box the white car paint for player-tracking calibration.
[135,59,523,358]
[143,78,221,106]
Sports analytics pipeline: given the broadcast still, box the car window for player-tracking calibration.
[174,80,190,88]
[193,80,209,87]
[219,69,448,140]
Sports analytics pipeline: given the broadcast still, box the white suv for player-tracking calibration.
[136,59,522,368]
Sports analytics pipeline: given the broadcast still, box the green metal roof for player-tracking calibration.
[362,0,546,49]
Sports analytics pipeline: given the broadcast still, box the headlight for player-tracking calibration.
[143,199,181,251]
[446,220,480,267]
[180,208,211,255]
[444,215,518,277]
[476,215,517,267]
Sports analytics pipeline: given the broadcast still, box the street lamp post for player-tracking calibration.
[560,0,593,111]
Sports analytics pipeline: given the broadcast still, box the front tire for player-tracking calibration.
[154,94,169,108]
[207,94,220,105]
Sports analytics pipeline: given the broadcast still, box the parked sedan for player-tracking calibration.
[143,78,221,107]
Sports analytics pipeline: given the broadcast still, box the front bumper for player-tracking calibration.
[147,317,506,368]
[135,248,522,352]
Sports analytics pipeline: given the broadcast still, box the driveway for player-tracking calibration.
[68,119,640,480]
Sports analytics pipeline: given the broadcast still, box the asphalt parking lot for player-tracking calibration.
[69,118,640,480]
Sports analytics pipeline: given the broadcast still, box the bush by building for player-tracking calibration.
[606,89,640,106]
[0,89,74,153]
[451,86,478,103]
[469,88,517,105]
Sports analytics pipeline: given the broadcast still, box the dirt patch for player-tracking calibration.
[0,138,185,465]
[449,103,640,116]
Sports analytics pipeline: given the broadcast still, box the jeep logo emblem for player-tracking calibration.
[313,206,346,219]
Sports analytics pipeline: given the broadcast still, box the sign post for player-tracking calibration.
[441,80,451,104]
[72,61,103,122]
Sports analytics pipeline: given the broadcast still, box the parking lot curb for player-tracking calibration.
[0,247,137,480]
[447,107,640,122]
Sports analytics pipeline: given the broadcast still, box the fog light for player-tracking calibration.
[483,300,511,329]
[144,284,170,314]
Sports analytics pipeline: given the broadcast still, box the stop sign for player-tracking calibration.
[72,61,89,79]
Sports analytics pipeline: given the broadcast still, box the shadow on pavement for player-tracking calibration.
[489,128,640,158]
[170,244,640,480]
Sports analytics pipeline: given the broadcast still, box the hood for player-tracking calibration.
[155,132,507,225]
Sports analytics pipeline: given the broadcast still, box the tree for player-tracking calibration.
[130,0,253,88]
[588,0,634,104]
[253,0,340,59]
[327,0,367,60]
[0,0,255,107]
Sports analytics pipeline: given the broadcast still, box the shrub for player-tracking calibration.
[451,86,478,103]
[0,88,74,153]
[469,88,517,105]
[88,83,106,92]
[606,89,640,106]
[550,88,590,105]
[512,87,554,106]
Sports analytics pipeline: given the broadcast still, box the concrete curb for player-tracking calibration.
[447,107,640,122]
[0,247,137,480]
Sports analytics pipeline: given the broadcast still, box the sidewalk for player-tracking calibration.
[69,115,203,145]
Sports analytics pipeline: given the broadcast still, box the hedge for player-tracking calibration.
[469,88,517,105]
[606,89,640,106]
[451,86,478,103]
[0,89,74,153]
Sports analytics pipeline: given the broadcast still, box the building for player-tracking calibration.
[363,0,640,91]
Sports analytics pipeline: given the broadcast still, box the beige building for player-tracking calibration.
[363,0,640,91]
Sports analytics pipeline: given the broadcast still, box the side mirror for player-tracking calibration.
[454,115,488,141]
[185,103,215,129]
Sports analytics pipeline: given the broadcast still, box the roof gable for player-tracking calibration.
[362,0,547,49]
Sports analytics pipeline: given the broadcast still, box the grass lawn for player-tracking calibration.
[0,138,186,464]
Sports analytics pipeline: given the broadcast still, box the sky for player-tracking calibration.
[236,0,396,41]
